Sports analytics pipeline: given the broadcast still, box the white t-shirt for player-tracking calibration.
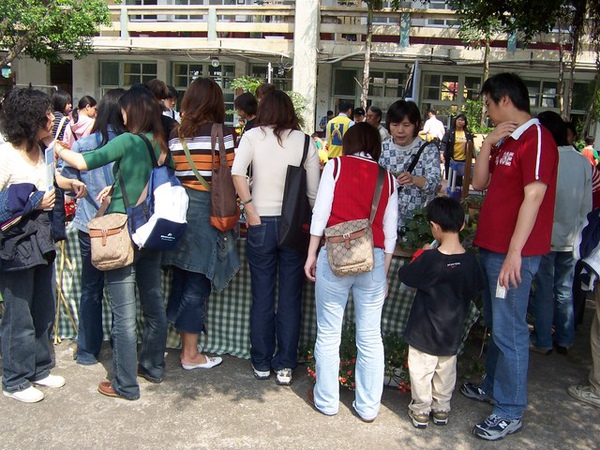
[232,127,321,216]
[0,142,47,191]
[423,116,445,141]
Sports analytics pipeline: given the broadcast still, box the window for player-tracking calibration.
[571,82,590,112]
[540,81,558,108]
[127,0,157,21]
[250,64,293,91]
[172,63,203,90]
[171,62,235,125]
[174,0,204,20]
[334,69,358,96]
[422,74,459,101]
[99,61,158,90]
[426,0,457,27]
[368,71,407,98]
[524,80,541,107]
[463,76,481,100]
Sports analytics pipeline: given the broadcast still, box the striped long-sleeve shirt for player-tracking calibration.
[168,123,236,191]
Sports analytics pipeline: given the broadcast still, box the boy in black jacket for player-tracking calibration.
[398,197,482,428]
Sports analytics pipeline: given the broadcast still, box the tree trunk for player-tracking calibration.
[360,6,373,109]
[480,39,490,128]
[558,22,566,117]
[582,70,600,136]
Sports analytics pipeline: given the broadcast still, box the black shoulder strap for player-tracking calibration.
[136,133,159,167]
[406,141,434,174]
[301,133,309,166]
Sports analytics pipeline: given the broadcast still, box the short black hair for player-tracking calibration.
[427,108,437,115]
[565,121,577,139]
[338,100,352,114]
[234,92,258,116]
[426,197,465,233]
[585,135,595,146]
[51,89,72,115]
[453,113,468,130]
[166,85,179,100]
[342,122,382,160]
[481,72,530,114]
[385,100,422,136]
[327,110,334,116]
[537,111,568,147]
[353,107,365,116]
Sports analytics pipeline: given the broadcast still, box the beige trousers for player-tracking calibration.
[408,346,457,414]
[590,284,600,395]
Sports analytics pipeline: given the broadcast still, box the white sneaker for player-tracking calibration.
[276,368,293,386]
[3,386,45,403]
[33,374,66,388]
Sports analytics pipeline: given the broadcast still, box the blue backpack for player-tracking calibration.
[121,134,189,251]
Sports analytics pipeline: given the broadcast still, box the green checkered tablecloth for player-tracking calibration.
[53,224,479,359]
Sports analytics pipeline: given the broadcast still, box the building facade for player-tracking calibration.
[9,0,599,136]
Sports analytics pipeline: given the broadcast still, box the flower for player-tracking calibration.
[299,323,410,390]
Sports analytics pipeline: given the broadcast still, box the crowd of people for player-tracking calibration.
[0,72,599,442]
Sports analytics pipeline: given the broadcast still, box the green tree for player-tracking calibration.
[0,0,110,67]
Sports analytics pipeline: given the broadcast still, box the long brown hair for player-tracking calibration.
[255,90,299,145]
[179,78,225,138]
[118,87,166,154]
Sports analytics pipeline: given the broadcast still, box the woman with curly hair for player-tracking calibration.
[232,90,320,386]
[163,77,240,371]
[56,87,169,401]
[0,88,75,403]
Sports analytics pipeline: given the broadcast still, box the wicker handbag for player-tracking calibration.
[88,213,134,271]
[324,167,386,277]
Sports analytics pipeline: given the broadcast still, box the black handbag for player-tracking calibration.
[278,134,311,253]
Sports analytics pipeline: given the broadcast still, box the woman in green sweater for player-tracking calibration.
[57,87,169,400]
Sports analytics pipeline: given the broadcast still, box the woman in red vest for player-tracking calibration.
[304,123,398,422]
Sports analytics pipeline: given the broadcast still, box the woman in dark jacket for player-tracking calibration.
[440,113,474,179]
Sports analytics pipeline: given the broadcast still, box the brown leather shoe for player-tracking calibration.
[98,380,122,398]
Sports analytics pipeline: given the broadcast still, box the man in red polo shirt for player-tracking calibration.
[459,73,558,441]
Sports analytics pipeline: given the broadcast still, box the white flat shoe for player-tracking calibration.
[33,374,66,388]
[181,356,223,370]
[3,386,45,403]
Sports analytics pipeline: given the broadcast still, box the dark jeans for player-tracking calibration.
[105,248,167,399]
[167,266,212,334]
[246,217,305,371]
[1,264,55,393]
[77,230,106,364]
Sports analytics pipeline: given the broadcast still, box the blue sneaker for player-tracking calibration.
[473,414,522,441]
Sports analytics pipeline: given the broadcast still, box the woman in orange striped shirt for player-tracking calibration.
[164,78,239,370]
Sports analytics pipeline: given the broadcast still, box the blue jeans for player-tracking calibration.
[246,217,305,371]
[479,249,541,419]
[105,248,167,399]
[313,247,386,420]
[77,231,106,364]
[1,264,55,393]
[167,266,212,334]
[531,251,576,349]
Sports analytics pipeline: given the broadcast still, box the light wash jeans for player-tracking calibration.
[531,251,576,350]
[105,248,167,399]
[313,247,386,420]
[479,249,541,420]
